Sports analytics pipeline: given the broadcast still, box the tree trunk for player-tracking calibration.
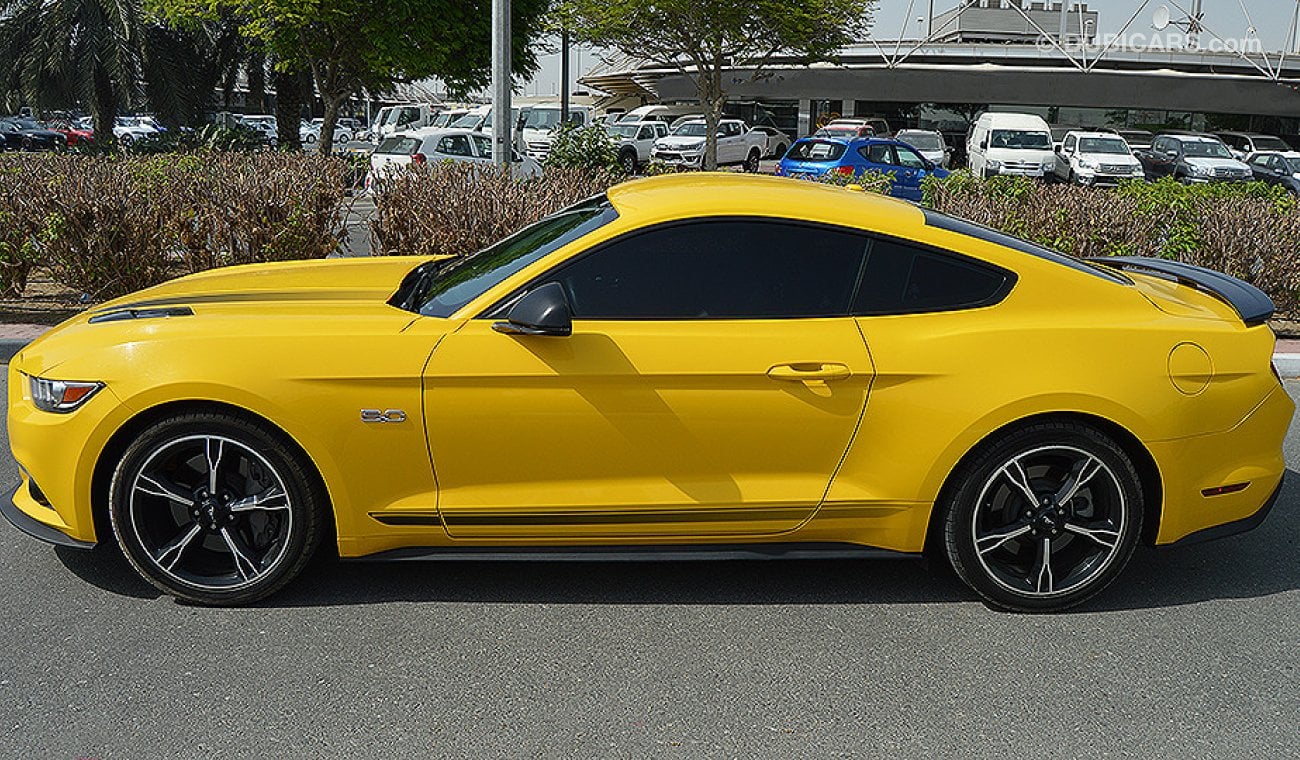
[247,53,266,113]
[274,67,303,151]
[92,65,117,151]
[700,65,725,170]
[318,95,346,155]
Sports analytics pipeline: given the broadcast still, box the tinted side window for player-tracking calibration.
[853,238,1012,315]
[542,220,869,319]
[861,144,893,164]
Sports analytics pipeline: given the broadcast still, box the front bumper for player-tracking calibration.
[1,482,95,548]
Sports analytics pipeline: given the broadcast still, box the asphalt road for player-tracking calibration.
[1,375,1297,758]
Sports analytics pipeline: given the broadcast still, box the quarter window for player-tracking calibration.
[853,238,1012,315]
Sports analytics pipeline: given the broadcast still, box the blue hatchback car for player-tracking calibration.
[776,137,951,201]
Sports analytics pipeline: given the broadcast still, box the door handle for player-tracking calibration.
[767,363,852,382]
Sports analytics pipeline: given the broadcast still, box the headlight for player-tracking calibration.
[987,160,1002,170]
[1078,158,1097,170]
[1132,164,1145,174]
[27,375,103,413]
[1042,160,1055,170]
[1192,164,1211,176]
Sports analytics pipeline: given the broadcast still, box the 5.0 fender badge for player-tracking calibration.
[361,409,408,423]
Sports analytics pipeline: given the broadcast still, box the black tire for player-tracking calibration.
[109,412,328,606]
[743,148,761,173]
[940,422,1143,613]
[620,148,639,174]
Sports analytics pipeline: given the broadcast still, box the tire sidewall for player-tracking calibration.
[942,423,1144,612]
[109,413,325,605]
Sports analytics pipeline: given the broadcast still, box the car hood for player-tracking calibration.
[1184,157,1249,171]
[20,257,437,375]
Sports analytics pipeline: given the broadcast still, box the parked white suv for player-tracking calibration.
[651,118,766,171]
[1053,131,1145,185]
[606,120,670,173]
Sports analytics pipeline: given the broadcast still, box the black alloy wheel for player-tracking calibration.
[942,422,1143,612]
[109,412,327,605]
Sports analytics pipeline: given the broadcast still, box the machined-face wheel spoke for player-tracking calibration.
[154,523,204,571]
[205,438,224,494]
[220,528,261,581]
[1033,537,1054,594]
[999,458,1040,507]
[136,474,195,507]
[976,523,1031,556]
[228,486,290,513]
[1053,455,1103,506]
[1063,521,1120,550]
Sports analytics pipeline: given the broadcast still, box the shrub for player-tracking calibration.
[543,122,625,175]
[369,162,620,259]
[922,172,1300,316]
[0,153,349,300]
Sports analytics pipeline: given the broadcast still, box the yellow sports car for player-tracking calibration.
[4,174,1291,611]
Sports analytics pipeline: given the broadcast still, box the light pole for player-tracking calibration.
[492,0,512,166]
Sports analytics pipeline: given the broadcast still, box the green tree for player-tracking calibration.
[161,0,549,154]
[553,0,876,169]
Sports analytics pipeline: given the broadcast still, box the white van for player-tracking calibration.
[967,113,1056,178]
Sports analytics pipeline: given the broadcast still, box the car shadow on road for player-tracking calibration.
[54,471,1300,612]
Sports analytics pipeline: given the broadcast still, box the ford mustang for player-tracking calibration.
[4,174,1291,611]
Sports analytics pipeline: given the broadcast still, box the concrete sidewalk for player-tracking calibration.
[5,321,1300,374]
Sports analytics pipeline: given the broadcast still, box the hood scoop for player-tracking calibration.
[88,306,194,324]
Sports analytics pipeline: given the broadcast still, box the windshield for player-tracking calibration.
[1078,138,1131,155]
[12,119,41,130]
[899,133,943,151]
[785,140,847,162]
[1253,137,1290,152]
[672,122,708,137]
[1183,140,1232,159]
[523,109,562,130]
[607,124,640,139]
[397,196,620,318]
[990,130,1051,150]
[450,112,484,129]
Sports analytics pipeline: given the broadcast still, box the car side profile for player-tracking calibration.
[367,127,542,185]
[1244,151,1300,194]
[4,175,1290,612]
[777,137,951,200]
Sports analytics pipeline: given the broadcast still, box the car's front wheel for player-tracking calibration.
[941,422,1143,612]
[109,412,327,605]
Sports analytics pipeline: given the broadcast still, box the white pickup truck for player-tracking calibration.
[606,120,670,173]
[651,118,767,171]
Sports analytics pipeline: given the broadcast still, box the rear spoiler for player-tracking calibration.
[1087,256,1274,326]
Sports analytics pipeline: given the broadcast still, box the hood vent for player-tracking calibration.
[88,306,194,324]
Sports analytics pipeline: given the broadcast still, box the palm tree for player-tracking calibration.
[0,0,146,147]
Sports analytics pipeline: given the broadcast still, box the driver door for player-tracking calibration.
[423,218,875,539]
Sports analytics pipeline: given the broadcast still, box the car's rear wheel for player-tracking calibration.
[109,413,327,605]
[941,422,1143,612]
[744,149,762,173]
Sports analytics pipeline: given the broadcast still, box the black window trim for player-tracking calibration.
[479,215,1018,321]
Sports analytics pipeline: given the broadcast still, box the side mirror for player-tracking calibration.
[979,139,988,150]
[492,282,572,337]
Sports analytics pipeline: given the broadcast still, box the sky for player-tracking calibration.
[519,0,1300,96]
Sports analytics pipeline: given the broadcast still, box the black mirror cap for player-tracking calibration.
[493,282,573,336]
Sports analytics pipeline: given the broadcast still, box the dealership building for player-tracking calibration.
[578,0,1300,145]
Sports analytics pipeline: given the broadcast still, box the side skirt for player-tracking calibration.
[348,542,921,563]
